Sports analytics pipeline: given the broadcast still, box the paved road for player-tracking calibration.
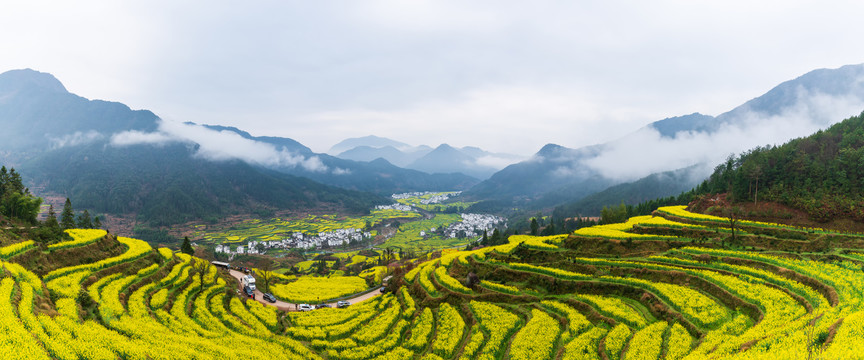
[227,269,382,311]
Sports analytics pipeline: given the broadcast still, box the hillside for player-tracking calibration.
[3,203,864,358]
[466,63,864,211]
[0,69,158,152]
[0,69,476,228]
[551,164,706,219]
[697,111,864,222]
[19,142,387,227]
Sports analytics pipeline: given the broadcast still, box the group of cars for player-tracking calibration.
[230,264,358,310]
[296,300,351,311]
[241,285,278,303]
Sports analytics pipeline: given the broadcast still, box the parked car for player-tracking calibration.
[242,286,254,297]
[298,304,314,311]
[379,286,387,293]
[262,293,277,303]
[336,300,351,308]
[315,303,331,309]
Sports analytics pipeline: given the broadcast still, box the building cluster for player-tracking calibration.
[440,213,505,239]
[391,191,462,205]
[375,203,414,211]
[215,228,373,256]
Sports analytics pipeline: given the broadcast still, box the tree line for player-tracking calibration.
[695,111,864,222]
[0,166,42,224]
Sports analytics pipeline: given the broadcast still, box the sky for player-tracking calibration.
[2,0,864,156]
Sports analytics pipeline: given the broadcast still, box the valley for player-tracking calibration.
[3,61,864,359]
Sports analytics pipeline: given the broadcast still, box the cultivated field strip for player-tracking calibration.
[2,204,864,359]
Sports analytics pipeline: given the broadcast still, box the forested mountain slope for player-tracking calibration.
[697,111,864,222]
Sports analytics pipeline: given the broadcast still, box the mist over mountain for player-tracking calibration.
[0,69,475,228]
[467,63,864,212]
[328,135,413,155]
[333,136,524,180]
[551,164,710,219]
[0,69,158,152]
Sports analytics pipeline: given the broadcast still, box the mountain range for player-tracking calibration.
[466,63,864,213]
[331,136,524,180]
[0,69,473,230]
[2,62,863,230]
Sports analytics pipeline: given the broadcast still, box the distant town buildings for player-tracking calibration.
[441,213,505,239]
[375,203,413,211]
[215,227,373,256]
[391,191,461,205]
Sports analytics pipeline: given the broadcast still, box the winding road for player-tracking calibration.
[227,269,382,311]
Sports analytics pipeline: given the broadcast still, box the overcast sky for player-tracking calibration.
[2,0,864,155]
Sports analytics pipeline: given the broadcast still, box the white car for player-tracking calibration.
[298,304,314,312]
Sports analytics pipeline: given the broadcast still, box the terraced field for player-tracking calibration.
[3,206,864,359]
[393,192,478,212]
[192,208,420,244]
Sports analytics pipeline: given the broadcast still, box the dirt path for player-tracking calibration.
[227,269,381,311]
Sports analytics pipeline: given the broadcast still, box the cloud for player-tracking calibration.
[49,130,104,149]
[110,120,330,173]
[109,130,173,146]
[580,87,864,181]
[302,85,641,156]
[473,155,523,169]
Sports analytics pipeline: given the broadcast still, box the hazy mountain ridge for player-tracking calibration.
[333,135,524,179]
[466,63,864,211]
[0,69,474,227]
[0,69,158,152]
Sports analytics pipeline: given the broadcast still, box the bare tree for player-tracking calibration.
[725,207,743,246]
[256,260,276,294]
[190,258,213,292]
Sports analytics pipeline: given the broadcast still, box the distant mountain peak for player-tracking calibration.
[0,69,68,94]
[328,135,411,154]
[433,143,457,151]
[537,143,567,156]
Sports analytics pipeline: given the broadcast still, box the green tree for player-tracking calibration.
[44,205,59,230]
[530,218,539,236]
[77,209,93,229]
[93,216,102,230]
[60,198,76,229]
[600,202,628,224]
[181,236,194,255]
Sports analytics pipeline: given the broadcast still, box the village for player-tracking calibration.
[214,227,373,257]
[437,213,505,239]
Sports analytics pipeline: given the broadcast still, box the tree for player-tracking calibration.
[76,209,93,229]
[93,216,102,229]
[601,202,628,224]
[725,207,743,245]
[181,236,194,255]
[256,260,276,293]
[190,258,212,292]
[383,247,395,264]
[466,272,479,289]
[44,205,59,230]
[60,198,76,229]
[530,218,539,236]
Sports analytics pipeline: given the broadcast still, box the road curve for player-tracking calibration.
[227,269,382,311]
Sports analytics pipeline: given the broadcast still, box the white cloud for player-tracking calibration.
[49,130,104,149]
[301,86,644,156]
[473,155,523,169]
[110,120,330,173]
[109,130,173,147]
[581,88,864,181]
